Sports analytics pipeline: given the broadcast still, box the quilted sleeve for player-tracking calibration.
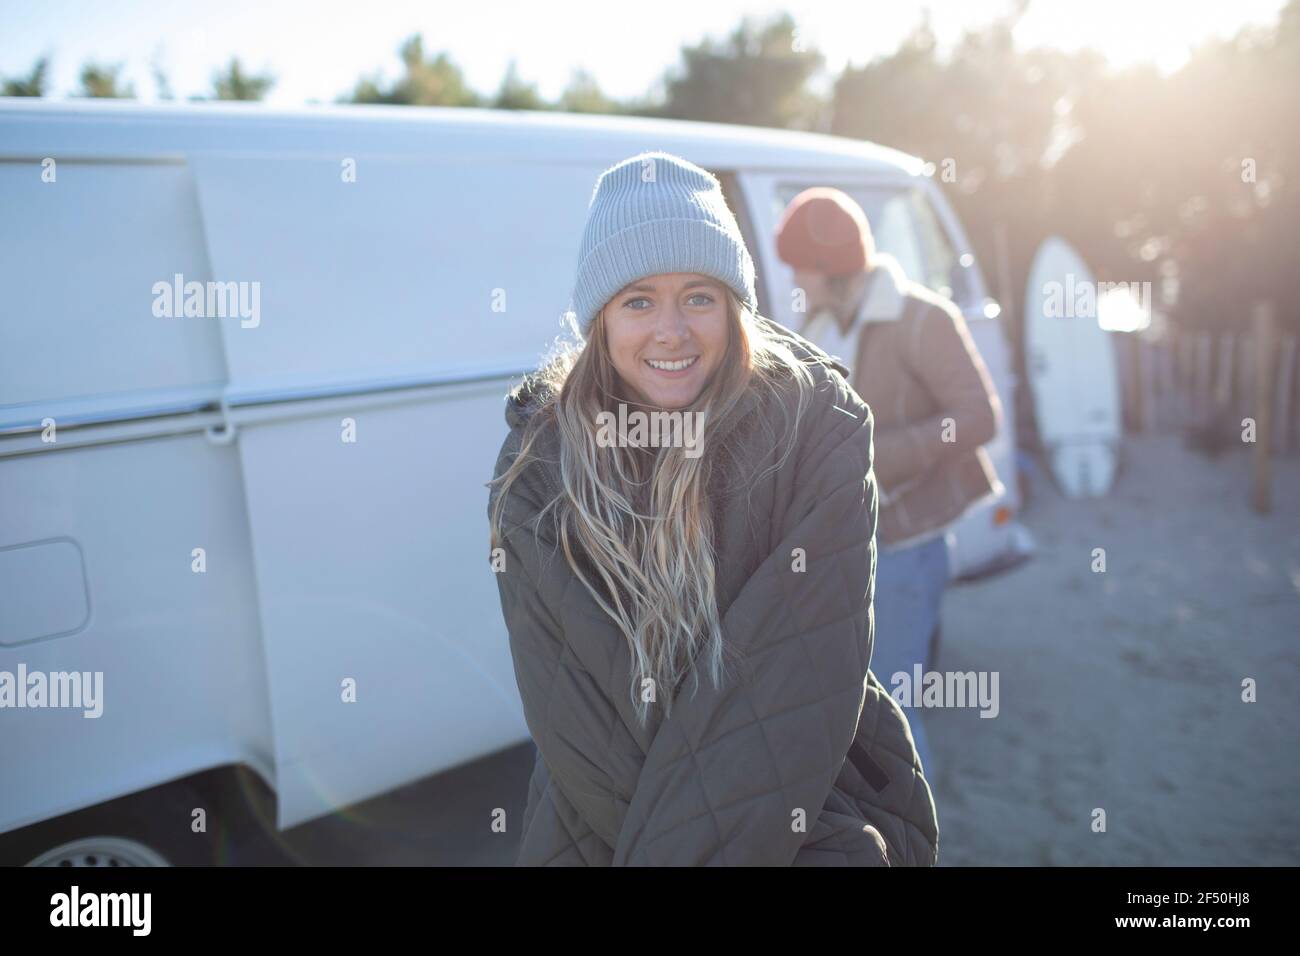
[492,485,630,853]
[611,372,880,866]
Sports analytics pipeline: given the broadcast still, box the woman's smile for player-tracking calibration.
[645,355,700,376]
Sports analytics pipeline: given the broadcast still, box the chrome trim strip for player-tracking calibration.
[0,398,219,436]
[0,365,532,437]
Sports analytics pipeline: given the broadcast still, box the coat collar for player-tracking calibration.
[855,252,910,324]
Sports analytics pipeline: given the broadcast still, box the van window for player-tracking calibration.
[907,189,961,301]
[775,183,960,302]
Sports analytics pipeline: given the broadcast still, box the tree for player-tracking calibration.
[211,57,275,101]
[78,61,135,98]
[655,13,824,129]
[1152,1,1300,333]
[831,8,1073,327]
[2,56,49,96]
[346,35,481,106]
[493,59,547,110]
[827,0,1300,349]
[558,69,619,114]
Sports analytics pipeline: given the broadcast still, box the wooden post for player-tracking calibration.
[1121,334,1139,431]
[1196,331,1213,423]
[1215,332,1235,410]
[1180,331,1194,390]
[1158,338,1175,426]
[1240,330,1255,421]
[1252,303,1275,513]
[1130,336,1146,432]
[1140,337,1157,431]
[1274,334,1296,456]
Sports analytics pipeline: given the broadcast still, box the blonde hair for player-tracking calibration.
[489,289,817,725]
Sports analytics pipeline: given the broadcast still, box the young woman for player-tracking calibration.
[487,151,939,866]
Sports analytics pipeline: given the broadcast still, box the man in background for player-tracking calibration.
[775,187,1004,781]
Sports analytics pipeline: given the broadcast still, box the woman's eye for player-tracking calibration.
[623,296,652,310]
[687,293,715,306]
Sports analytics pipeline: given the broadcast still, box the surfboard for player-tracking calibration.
[1024,237,1122,497]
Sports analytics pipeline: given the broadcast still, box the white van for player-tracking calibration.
[0,99,1023,863]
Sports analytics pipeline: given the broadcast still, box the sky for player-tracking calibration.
[0,0,1290,104]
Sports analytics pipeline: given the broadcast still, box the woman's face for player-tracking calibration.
[601,273,730,410]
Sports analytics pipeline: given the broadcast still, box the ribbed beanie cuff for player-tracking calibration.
[569,151,758,332]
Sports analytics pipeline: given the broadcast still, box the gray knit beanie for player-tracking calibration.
[568,150,758,333]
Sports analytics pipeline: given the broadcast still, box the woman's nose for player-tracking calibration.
[653,307,688,343]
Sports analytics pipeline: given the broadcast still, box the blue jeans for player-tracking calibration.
[870,534,950,780]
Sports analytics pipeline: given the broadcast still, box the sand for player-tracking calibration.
[927,432,1300,865]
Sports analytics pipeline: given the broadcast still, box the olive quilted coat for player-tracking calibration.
[488,316,940,866]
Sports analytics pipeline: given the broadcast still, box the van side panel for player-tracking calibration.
[189,156,603,396]
[0,155,277,836]
[228,384,529,825]
[0,434,275,834]
[189,156,609,827]
[0,161,226,419]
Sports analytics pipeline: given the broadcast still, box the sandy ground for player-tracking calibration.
[927,431,1300,865]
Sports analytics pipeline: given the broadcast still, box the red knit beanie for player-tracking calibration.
[774,187,875,276]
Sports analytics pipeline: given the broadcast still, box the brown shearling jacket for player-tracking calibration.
[846,255,1004,549]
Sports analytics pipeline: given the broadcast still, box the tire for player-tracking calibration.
[24,836,173,867]
[0,766,288,867]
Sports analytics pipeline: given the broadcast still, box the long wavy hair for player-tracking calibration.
[489,288,817,726]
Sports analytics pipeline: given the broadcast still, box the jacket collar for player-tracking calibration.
[754,314,850,378]
[854,252,910,324]
[504,374,550,431]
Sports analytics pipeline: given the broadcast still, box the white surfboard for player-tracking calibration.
[1024,237,1122,497]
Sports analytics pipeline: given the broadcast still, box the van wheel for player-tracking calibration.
[26,836,171,867]
[0,775,225,867]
